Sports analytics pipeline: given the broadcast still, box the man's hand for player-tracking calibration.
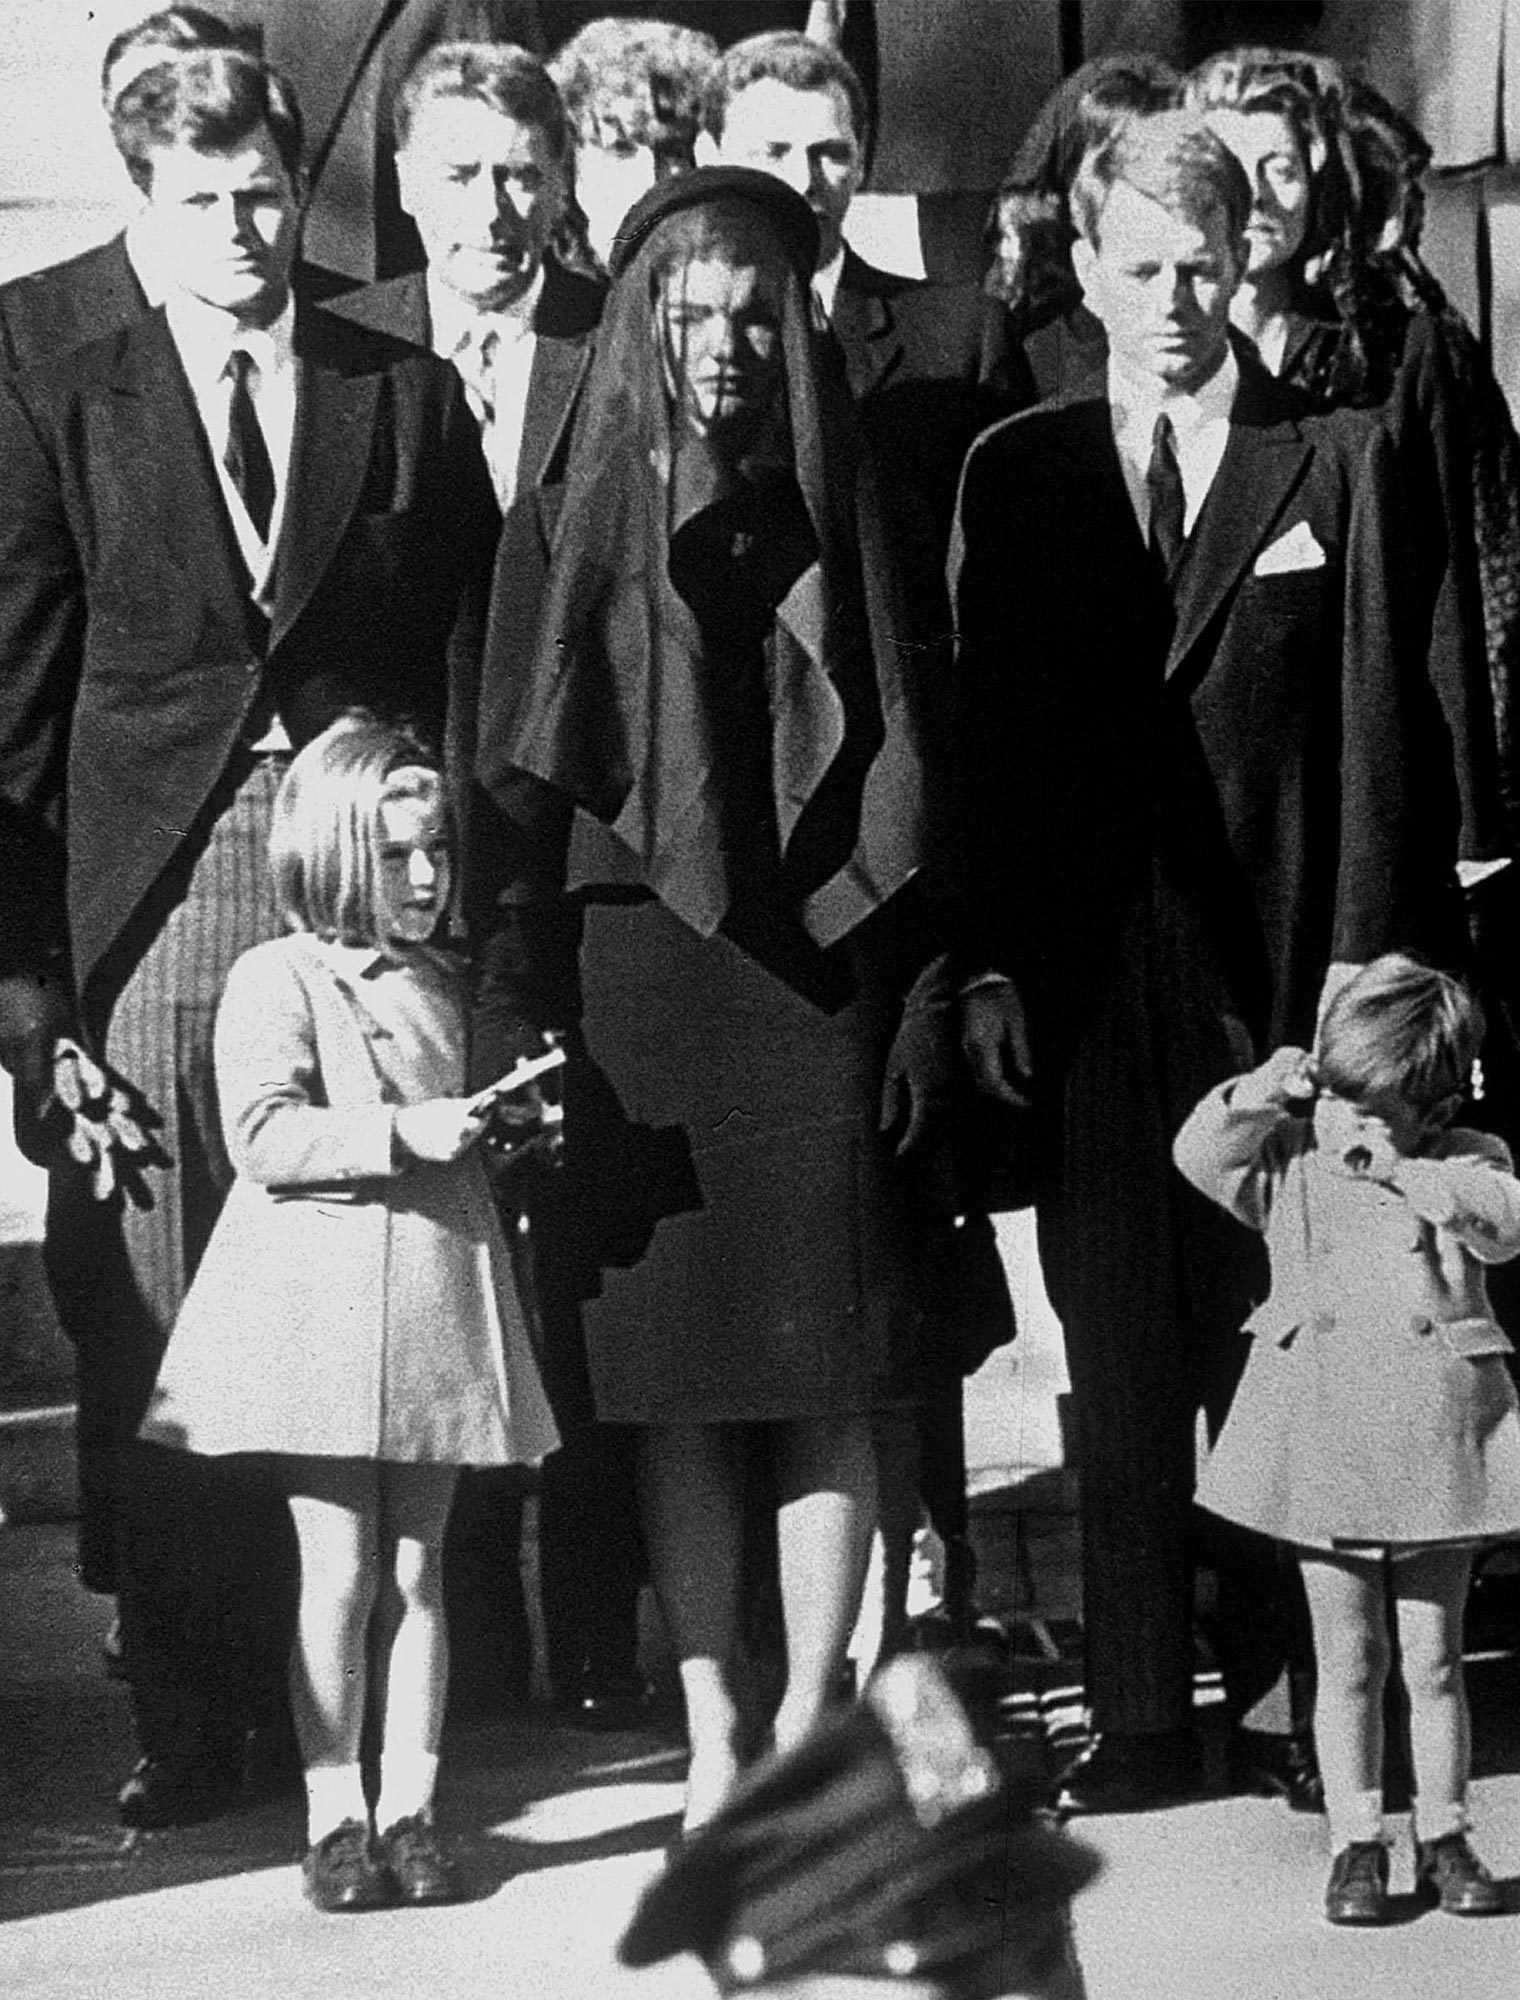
[878,1006,950,1157]
[961,980,1033,1109]
[49,1038,151,1199]
[0,970,74,1161]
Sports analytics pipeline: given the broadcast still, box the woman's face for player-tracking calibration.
[1207,107,1312,280]
[658,254,782,439]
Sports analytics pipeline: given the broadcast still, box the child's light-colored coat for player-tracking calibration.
[142,933,557,1467]
[1174,1082,1520,1548]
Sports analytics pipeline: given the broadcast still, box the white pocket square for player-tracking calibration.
[1252,522,1327,575]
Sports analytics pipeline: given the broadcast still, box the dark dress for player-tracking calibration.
[470,170,937,1431]
[557,475,924,1423]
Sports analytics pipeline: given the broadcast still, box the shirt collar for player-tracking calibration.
[427,265,544,362]
[1108,341,1238,441]
[163,286,296,379]
[811,247,846,325]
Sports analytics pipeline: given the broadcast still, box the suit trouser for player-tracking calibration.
[1034,871,1287,1737]
[53,756,297,1766]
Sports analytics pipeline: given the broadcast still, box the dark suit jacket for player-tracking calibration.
[0,231,356,380]
[951,350,1466,1080]
[326,255,604,498]
[0,299,494,1023]
[827,249,1029,767]
[0,236,147,375]
[328,256,604,795]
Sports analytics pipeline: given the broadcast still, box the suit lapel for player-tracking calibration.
[1163,393,1313,683]
[521,333,590,492]
[101,312,258,640]
[831,253,903,400]
[269,309,381,648]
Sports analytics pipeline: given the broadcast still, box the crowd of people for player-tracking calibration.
[1,1,1518,1963]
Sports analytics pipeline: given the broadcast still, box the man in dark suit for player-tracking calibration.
[333,39,652,1730]
[0,48,493,1826]
[952,111,1467,1811]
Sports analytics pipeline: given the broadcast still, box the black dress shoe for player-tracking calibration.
[1052,1731,1201,1815]
[378,1814,463,1905]
[1226,1728,1325,1814]
[117,1755,243,1829]
[1324,1840,1389,1925]
[1414,1832,1507,1915]
[303,1820,395,1913]
[557,1667,656,1732]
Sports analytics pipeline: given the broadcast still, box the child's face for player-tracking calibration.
[1312,1083,1432,1173]
[376,781,452,945]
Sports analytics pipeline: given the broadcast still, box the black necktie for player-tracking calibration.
[225,348,274,542]
[1146,410,1185,577]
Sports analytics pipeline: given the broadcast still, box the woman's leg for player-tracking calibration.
[1299,1550,1391,1849]
[371,1463,460,1833]
[284,1458,381,1840]
[637,1422,746,1830]
[1391,1544,1474,1845]
[771,1414,878,1755]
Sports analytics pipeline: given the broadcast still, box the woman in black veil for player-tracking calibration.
[470,167,944,1832]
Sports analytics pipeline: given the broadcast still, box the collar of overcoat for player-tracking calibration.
[326,254,604,500]
[1159,339,1317,685]
[94,298,396,654]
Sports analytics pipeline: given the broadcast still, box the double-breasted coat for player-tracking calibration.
[143,933,558,1466]
[1175,1082,1520,1550]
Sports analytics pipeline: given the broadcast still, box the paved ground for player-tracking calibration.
[4,1500,1519,1999]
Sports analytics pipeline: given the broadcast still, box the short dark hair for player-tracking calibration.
[110,48,304,193]
[393,40,572,168]
[551,18,718,157]
[1317,954,1483,1113]
[709,30,869,153]
[1070,109,1250,249]
[100,6,261,110]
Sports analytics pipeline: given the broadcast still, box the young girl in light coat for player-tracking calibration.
[143,715,558,1912]
[1175,953,1520,1926]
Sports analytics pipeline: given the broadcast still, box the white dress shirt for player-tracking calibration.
[163,288,298,604]
[428,268,543,511]
[812,247,846,327]
[1108,343,1239,544]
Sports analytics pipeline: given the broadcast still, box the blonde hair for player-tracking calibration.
[1316,953,1482,1112]
[269,714,451,960]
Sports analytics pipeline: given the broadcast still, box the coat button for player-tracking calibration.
[1408,1314,1433,1336]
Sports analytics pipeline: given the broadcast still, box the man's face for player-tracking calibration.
[1073,179,1243,394]
[718,77,863,270]
[145,125,300,322]
[396,95,567,311]
[659,256,781,439]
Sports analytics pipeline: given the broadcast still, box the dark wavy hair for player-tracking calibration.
[1188,47,1431,405]
[985,55,1180,322]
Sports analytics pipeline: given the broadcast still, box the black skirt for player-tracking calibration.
[572,894,924,1424]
